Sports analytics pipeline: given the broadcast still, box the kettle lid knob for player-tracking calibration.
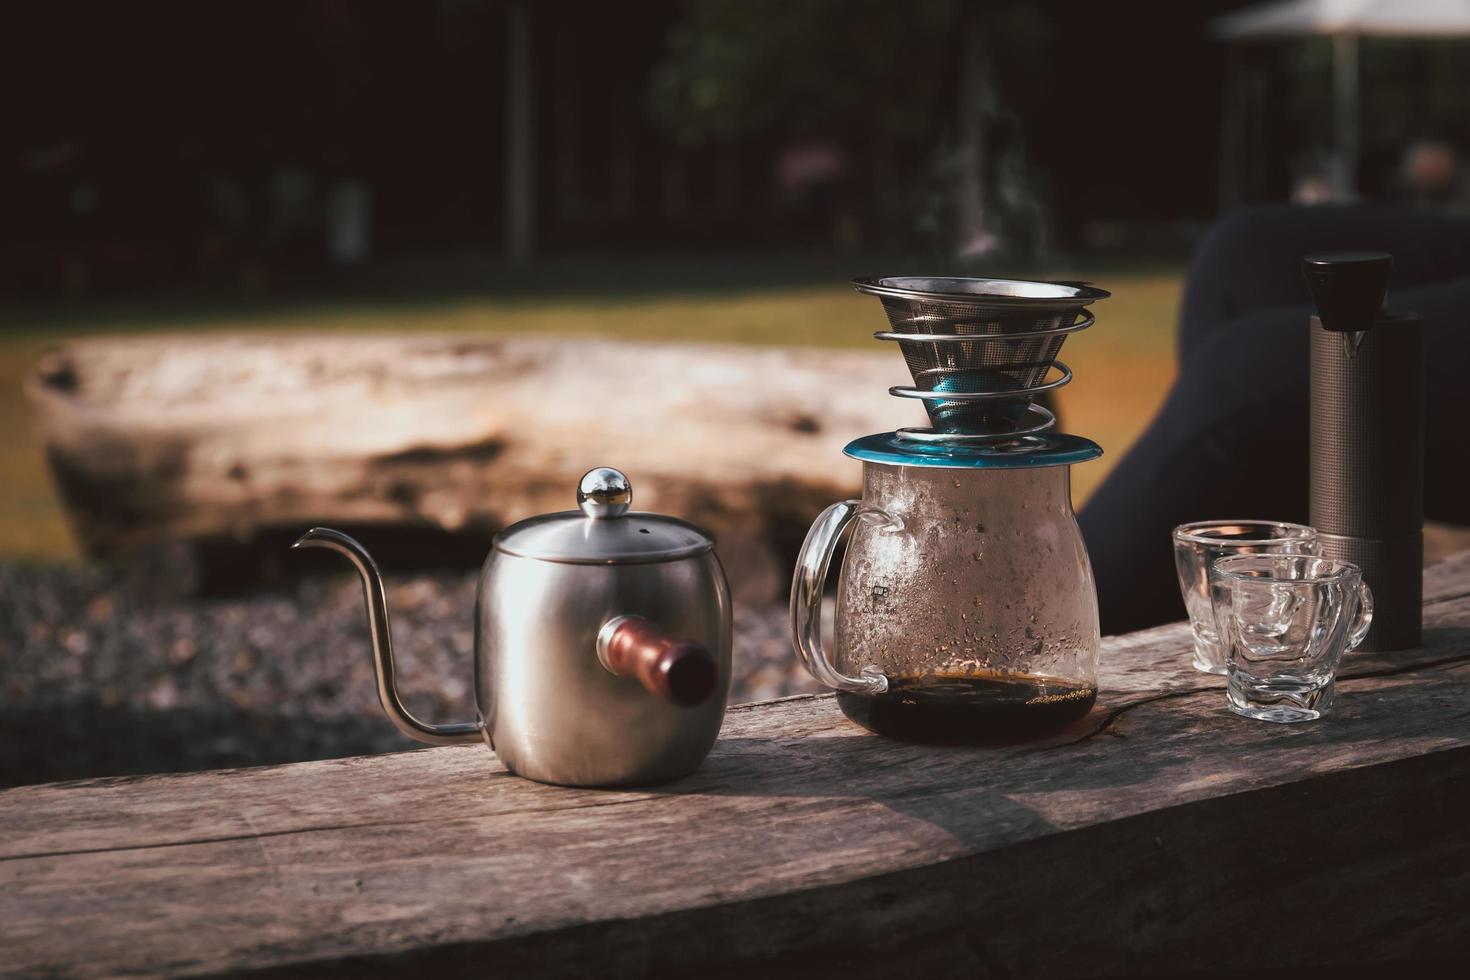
[577,467,632,519]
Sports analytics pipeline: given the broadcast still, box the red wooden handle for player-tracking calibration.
[601,617,718,706]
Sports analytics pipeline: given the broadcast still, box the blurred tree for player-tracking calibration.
[645,0,1053,260]
[646,0,958,145]
[1278,36,1470,204]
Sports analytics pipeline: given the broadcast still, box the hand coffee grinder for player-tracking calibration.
[1303,252,1424,652]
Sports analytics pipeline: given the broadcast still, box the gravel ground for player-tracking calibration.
[0,562,820,788]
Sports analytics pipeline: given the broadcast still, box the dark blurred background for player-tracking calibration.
[8,0,1470,558]
[12,0,1470,300]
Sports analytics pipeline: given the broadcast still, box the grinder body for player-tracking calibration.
[1306,252,1424,652]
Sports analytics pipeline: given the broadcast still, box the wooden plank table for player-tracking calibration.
[4,552,1469,978]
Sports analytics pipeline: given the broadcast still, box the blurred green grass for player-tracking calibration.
[0,264,1182,560]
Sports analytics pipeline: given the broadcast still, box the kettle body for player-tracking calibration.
[297,467,732,787]
[476,548,730,786]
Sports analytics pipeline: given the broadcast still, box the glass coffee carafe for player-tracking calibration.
[791,274,1109,743]
[792,438,1101,743]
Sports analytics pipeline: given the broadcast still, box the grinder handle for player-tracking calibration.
[598,616,719,706]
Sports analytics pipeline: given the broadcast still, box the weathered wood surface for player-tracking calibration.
[3,551,1469,978]
[26,334,925,601]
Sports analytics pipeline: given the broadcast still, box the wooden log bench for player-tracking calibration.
[4,550,1469,978]
[24,334,927,601]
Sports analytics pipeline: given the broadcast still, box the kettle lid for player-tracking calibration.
[493,467,715,565]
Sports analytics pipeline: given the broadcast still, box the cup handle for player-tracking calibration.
[1347,579,1374,650]
[789,500,895,695]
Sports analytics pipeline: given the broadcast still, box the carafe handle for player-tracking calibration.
[790,500,894,695]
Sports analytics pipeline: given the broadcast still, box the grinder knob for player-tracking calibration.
[1302,251,1392,333]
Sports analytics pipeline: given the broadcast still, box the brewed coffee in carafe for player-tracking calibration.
[837,673,1096,744]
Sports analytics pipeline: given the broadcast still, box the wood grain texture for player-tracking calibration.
[3,551,1469,978]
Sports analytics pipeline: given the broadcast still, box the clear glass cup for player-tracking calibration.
[1209,554,1373,723]
[1172,520,1318,674]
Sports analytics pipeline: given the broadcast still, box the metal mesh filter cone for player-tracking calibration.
[855,276,1108,434]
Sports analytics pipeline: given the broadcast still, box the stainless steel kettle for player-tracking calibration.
[294,467,732,787]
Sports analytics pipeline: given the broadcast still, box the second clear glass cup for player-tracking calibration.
[1172,520,1318,674]
[1210,554,1373,722]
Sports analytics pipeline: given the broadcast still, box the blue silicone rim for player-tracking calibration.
[843,431,1103,469]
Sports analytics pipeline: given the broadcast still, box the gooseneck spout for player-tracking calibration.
[291,527,481,746]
